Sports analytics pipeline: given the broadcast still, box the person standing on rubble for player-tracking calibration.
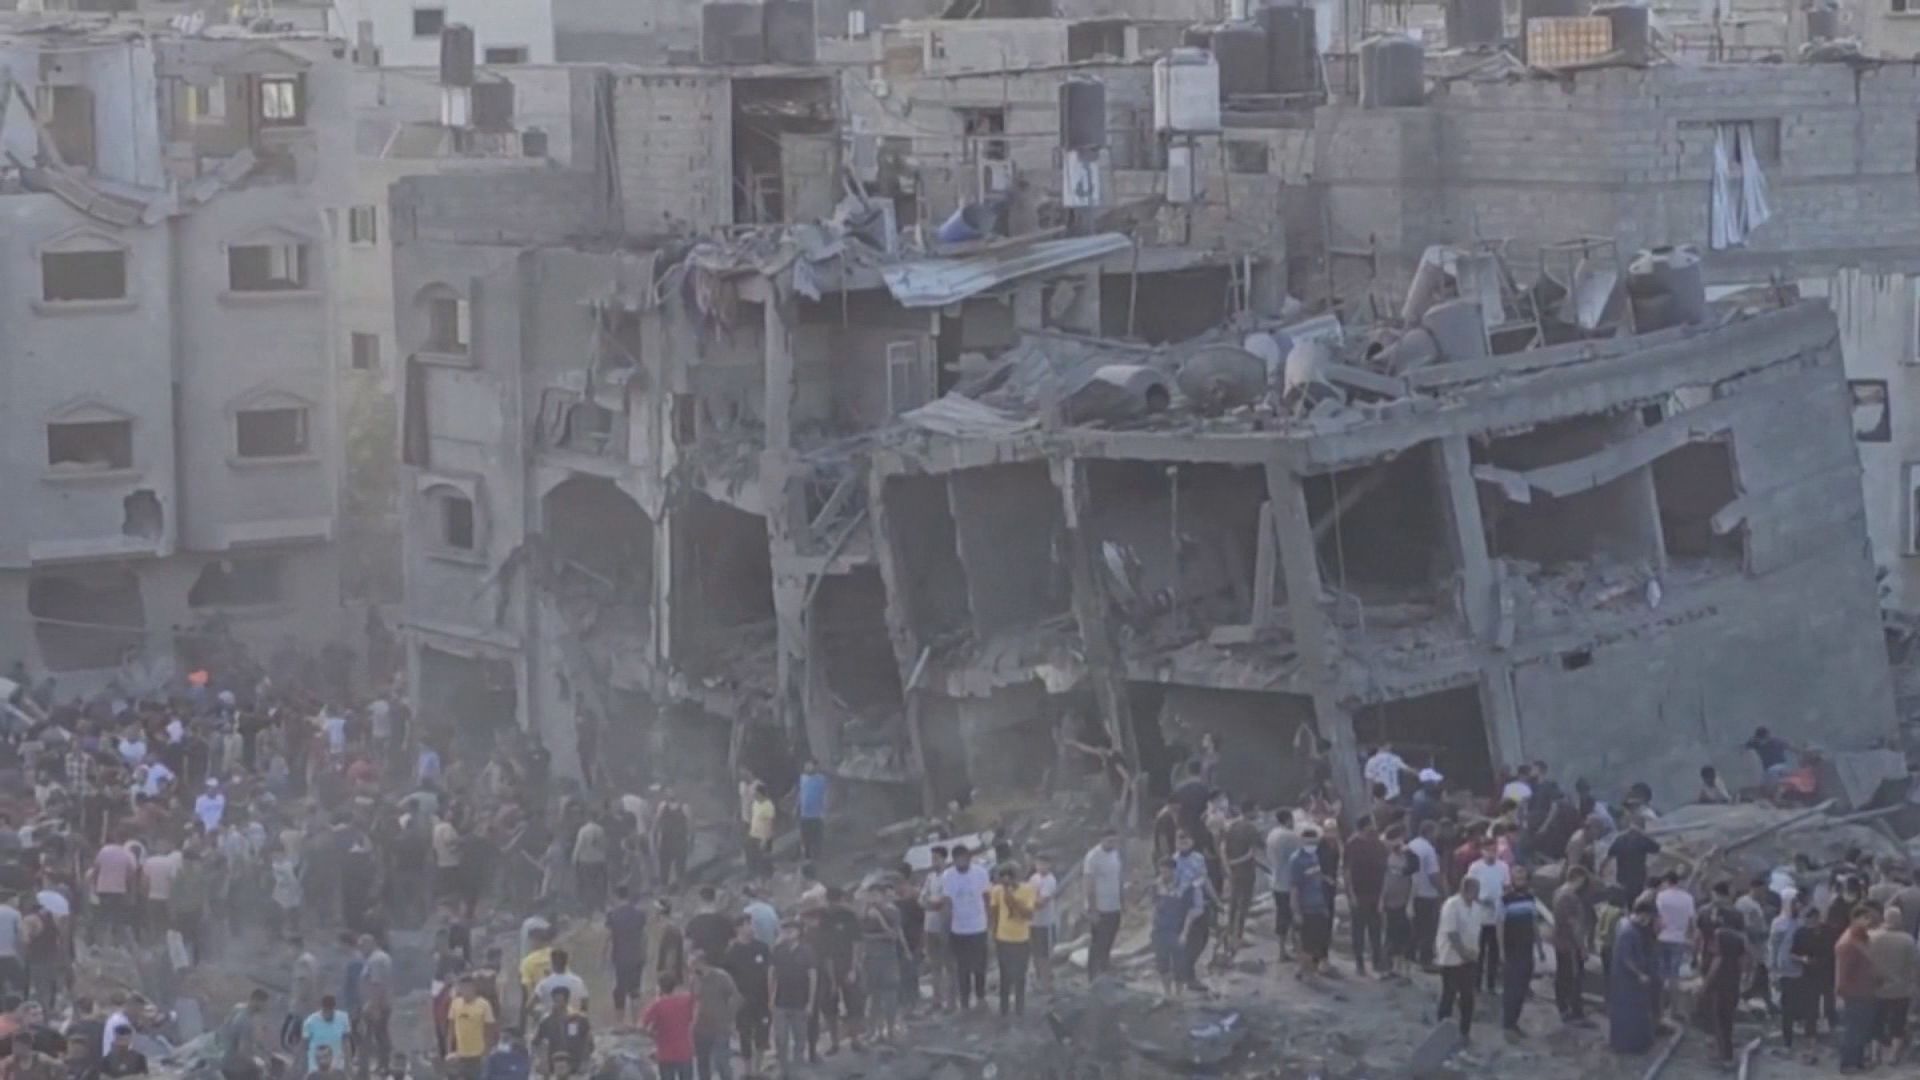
[1498,865,1548,1037]
[1465,840,1510,995]
[1607,900,1660,1055]
[796,762,827,865]
[938,845,991,1011]
[1172,831,1216,989]
[1344,816,1389,979]
[1081,834,1123,981]
[1264,811,1300,961]
[919,846,952,1009]
[1551,868,1592,1026]
[1407,820,1443,969]
[987,865,1035,1018]
[1434,876,1482,1040]
[1835,902,1881,1073]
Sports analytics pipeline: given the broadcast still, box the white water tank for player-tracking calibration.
[1153,47,1221,133]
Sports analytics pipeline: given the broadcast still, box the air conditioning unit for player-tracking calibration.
[979,158,1015,198]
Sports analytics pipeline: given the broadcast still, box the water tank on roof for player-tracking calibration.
[439,24,474,87]
[1359,35,1424,108]
[1213,21,1271,96]
[1184,24,1214,48]
[1627,245,1707,331]
[1261,5,1318,97]
[764,0,817,64]
[1059,77,1107,151]
[1444,0,1503,48]
[472,80,515,132]
[1154,48,1222,134]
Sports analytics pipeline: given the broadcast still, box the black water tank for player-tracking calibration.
[439,24,474,87]
[702,2,766,64]
[472,80,515,132]
[1058,77,1106,150]
[1261,5,1317,96]
[764,0,817,64]
[1183,23,1214,48]
[1214,20,1271,96]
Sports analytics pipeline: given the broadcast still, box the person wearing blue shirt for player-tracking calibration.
[480,1029,531,1080]
[1171,832,1213,989]
[300,996,351,1072]
[796,761,828,862]
[1290,828,1332,977]
[1150,858,1204,999]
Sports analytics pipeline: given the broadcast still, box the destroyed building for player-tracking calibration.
[381,5,1905,815]
[0,18,354,688]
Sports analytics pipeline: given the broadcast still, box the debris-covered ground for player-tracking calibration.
[74,791,1908,1080]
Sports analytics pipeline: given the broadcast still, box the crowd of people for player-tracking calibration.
[4,654,1920,1080]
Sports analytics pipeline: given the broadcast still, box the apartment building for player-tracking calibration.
[0,18,351,689]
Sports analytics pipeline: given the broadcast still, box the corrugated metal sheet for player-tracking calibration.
[881,232,1132,308]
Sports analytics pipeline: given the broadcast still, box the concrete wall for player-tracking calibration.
[612,70,732,234]
[552,0,697,62]
[1503,330,1893,804]
[329,0,556,67]
[1315,61,1920,290]
[0,195,179,568]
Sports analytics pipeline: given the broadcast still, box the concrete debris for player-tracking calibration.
[1058,365,1172,425]
[1173,346,1268,416]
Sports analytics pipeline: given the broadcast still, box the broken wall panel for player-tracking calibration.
[1478,411,1665,570]
[1507,550,1890,811]
[25,568,146,672]
[917,683,1058,802]
[417,645,518,765]
[947,462,1070,636]
[1085,462,1266,632]
[880,474,971,640]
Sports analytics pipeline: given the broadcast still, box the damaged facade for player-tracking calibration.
[388,6,1902,814]
[0,19,351,689]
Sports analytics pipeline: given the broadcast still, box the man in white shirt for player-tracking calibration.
[195,780,226,834]
[1407,822,1444,967]
[938,845,992,1011]
[1464,841,1511,993]
[1500,764,1535,809]
[1654,873,1697,987]
[1027,856,1059,991]
[1081,835,1124,979]
[1265,812,1301,957]
[1434,877,1482,1039]
[1363,745,1409,802]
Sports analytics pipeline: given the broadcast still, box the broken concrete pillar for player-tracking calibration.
[1266,460,1367,817]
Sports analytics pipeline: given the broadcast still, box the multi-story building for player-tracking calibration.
[0,18,351,689]
[330,48,582,601]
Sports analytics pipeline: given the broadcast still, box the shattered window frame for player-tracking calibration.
[228,241,312,293]
[348,205,379,246]
[45,418,135,473]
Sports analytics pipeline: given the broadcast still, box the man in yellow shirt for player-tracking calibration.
[445,976,497,1080]
[747,783,777,877]
[518,932,554,1030]
[987,865,1037,1017]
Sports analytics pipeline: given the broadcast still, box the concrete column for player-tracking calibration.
[1050,455,1139,774]
[865,457,937,815]
[1434,435,1525,772]
[761,281,795,453]
[1433,436,1496,639]
[1265,460,1366,817]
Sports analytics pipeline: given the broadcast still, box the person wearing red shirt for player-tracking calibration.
[639,977,696,1080]
[1835,903,1881,1073]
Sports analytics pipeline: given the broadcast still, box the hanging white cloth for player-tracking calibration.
[1709,122,1772,251]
